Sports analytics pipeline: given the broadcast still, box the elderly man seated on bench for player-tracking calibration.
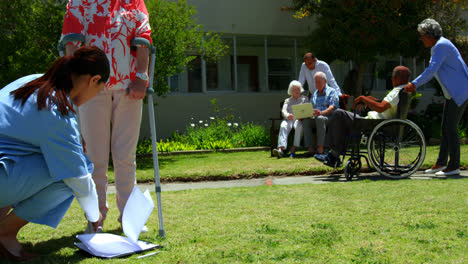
[315,65,411,167]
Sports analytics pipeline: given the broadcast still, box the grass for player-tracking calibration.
[16,178,467,263]
[107,145,468,183]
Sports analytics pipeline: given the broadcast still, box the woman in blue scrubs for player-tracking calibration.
[0,46,109,261]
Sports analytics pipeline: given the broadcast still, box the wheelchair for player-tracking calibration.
[341,89,426,180]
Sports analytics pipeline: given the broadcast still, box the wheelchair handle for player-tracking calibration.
[58,33,85,56]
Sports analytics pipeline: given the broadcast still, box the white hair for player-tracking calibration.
[287,80,304,95]
[314,71,327,81]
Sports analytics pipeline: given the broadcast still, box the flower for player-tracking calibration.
[199,120,203,123]
[204,124,208,127]
[210,117,215,120]
[191,124,195,127]
[228,123,232,126]
[233,123,239,127]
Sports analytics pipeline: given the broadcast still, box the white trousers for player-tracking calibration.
[277,119,303,149]
[79,90,142,222]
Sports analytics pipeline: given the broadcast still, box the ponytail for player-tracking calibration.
[11,46,109,116]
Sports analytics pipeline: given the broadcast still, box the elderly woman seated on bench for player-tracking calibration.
[314,66,411,167]
[272,80,308,158]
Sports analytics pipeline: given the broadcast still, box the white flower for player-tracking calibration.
[210,117,215,120]
[204,124,208,127]
[228,123,232,126]
[191,124,195,127]
[199,120,203,123]
[233,123,239,127]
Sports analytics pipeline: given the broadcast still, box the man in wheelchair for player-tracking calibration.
[315,66,411,168]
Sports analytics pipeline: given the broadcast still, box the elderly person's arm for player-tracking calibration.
[353,95,391,113]
[281,99,294,120]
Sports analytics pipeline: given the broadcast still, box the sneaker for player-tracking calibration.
[84,221,103,234]
[290,153,296,158]
[424,164,447,174]
[435,168,460,176]
[272,149,283,158]
[314,153,327,162]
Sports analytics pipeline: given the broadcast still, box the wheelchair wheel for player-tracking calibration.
[344,157,361,181]
[367,119,426,179]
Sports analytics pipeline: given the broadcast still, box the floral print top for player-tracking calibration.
[62,0,152,91]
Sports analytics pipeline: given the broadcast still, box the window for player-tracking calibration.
[268,58,293,91]
[231,56,259,92]
[187,56,219,92]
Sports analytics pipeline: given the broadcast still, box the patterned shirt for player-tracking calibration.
[311,84,339,113]
[61,0,152,91]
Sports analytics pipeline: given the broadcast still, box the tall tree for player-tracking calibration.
[288,0,468,96]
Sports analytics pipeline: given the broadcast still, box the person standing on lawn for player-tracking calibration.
[0,46,108,261]
[61,0,152,233]
[404,18,468,176]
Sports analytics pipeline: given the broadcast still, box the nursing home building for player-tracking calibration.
[141,0,435,140]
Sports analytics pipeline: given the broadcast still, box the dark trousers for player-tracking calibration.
[436,98,468,169]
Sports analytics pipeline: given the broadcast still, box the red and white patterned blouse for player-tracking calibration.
[62,0,152,91]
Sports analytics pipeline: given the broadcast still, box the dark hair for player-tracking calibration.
[392,66,411,84]
[303,52,316,60]
[11,46,109,115]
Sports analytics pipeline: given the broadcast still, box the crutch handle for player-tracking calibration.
[58,33,85,56]
[131,37,156,54]
[129,37,156,94]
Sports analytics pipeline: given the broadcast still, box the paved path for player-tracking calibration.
[108,170,468,193]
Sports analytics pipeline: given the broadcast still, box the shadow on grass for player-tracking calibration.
[19,228,125,264]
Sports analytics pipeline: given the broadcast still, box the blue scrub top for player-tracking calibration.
[0,74,92,181]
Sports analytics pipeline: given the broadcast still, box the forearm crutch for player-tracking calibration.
[131,37,166,237]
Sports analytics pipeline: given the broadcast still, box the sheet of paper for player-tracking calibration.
[122,186,155,243]
[76,234,158,258]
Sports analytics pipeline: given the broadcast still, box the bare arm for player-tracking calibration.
[353,95,391,113]
[127,46,150,100]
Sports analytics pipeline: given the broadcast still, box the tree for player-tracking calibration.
[146,0,227,96]
[287,0,468,96]
[0,0,67,88]
[0,0,227,96]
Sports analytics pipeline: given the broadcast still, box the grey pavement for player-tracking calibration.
[108,170,468,193]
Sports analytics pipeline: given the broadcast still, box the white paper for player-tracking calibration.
[122,187,155,243]
[76,234,158,258]
[75,186,157,258]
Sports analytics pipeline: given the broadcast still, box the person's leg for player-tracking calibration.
[111,91,143,221]
[435,99,450,167]
[277,120,293,152]
[302,118,316,154]
[326,109,354,157]
[315,115,329,154]
[79,90,112,221]
[445,99,468,169]
[292,120,303,149]
[0,212,28,258]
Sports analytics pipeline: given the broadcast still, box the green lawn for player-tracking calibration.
[107,145,468,183]
[18,178,467,263]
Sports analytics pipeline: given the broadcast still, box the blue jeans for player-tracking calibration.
[0,154,74,228]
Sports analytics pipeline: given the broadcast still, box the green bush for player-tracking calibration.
[136,99,270,154]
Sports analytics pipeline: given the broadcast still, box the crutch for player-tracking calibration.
[130,37,166,237]
[58,35,166,237]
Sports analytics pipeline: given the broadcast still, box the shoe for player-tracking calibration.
[314,154,327,162]
[84,221,103,234]
[272,149,283,158]
[424,164,447,174]
[290,153,296,158]
[435,168,460,176]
